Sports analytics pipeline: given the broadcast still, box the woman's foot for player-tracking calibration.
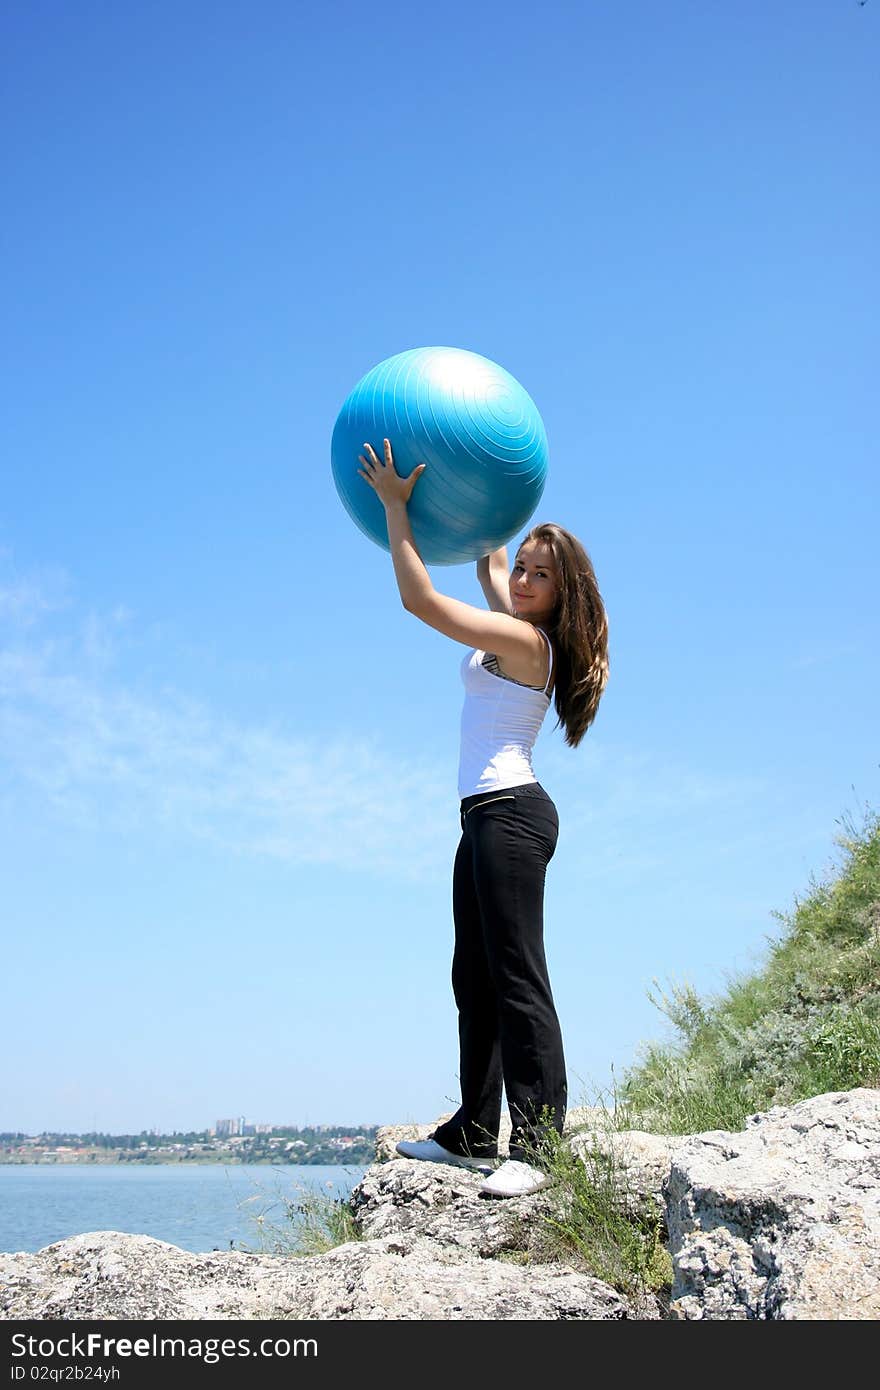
[395,1136,496,1173]
[478,1159,551,1198]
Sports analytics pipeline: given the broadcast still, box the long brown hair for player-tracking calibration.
[520,522,609,747]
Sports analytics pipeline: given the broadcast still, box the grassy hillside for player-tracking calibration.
[616,806,880,1135]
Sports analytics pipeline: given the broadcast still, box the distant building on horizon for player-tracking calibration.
[214,1117,246,1137]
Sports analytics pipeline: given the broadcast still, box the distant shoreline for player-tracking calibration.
[0,1155,367,1167]
[1,1127,378,1168]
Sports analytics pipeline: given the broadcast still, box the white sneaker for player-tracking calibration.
[395,1137,496,1172]
[478,1159,551,1198]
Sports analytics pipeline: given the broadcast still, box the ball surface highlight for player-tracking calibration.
[330,346,549,565]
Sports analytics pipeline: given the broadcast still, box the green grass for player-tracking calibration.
[236,1172,361,1256]
[277,1187,361,1256]
[618,804,880,1134]
[521,1122,673,1300]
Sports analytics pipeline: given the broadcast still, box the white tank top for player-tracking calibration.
[457,629,553,799]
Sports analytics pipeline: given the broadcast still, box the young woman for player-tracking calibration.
[358,438,609,1198]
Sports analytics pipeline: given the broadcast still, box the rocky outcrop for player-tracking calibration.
[0,1226,630,1321]
[665,1087,880,1319]
[2,1088,878,1320]
[0,1112,648,1321]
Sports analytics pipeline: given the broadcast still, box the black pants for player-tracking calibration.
[433,782,567,1164]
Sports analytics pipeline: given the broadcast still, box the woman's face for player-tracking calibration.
[509,540,559,624]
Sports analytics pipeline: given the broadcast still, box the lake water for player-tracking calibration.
[0,1164,368,1255]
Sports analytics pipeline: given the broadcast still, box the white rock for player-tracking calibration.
[665,1088,880,1319]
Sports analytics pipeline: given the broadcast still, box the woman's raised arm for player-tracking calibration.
[358,439,545,672]
[477,547,513,615]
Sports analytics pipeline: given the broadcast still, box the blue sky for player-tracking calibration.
[2,0,877,1135]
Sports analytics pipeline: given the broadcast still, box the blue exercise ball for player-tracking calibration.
[330,345,549,565]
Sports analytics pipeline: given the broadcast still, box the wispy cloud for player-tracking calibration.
[0,577,456,880]
[1,567,776,886]
[0,562,71,628]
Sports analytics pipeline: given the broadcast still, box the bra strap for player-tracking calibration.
[537,627,554,694]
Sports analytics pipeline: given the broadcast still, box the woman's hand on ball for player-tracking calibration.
[358,439,426,508]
